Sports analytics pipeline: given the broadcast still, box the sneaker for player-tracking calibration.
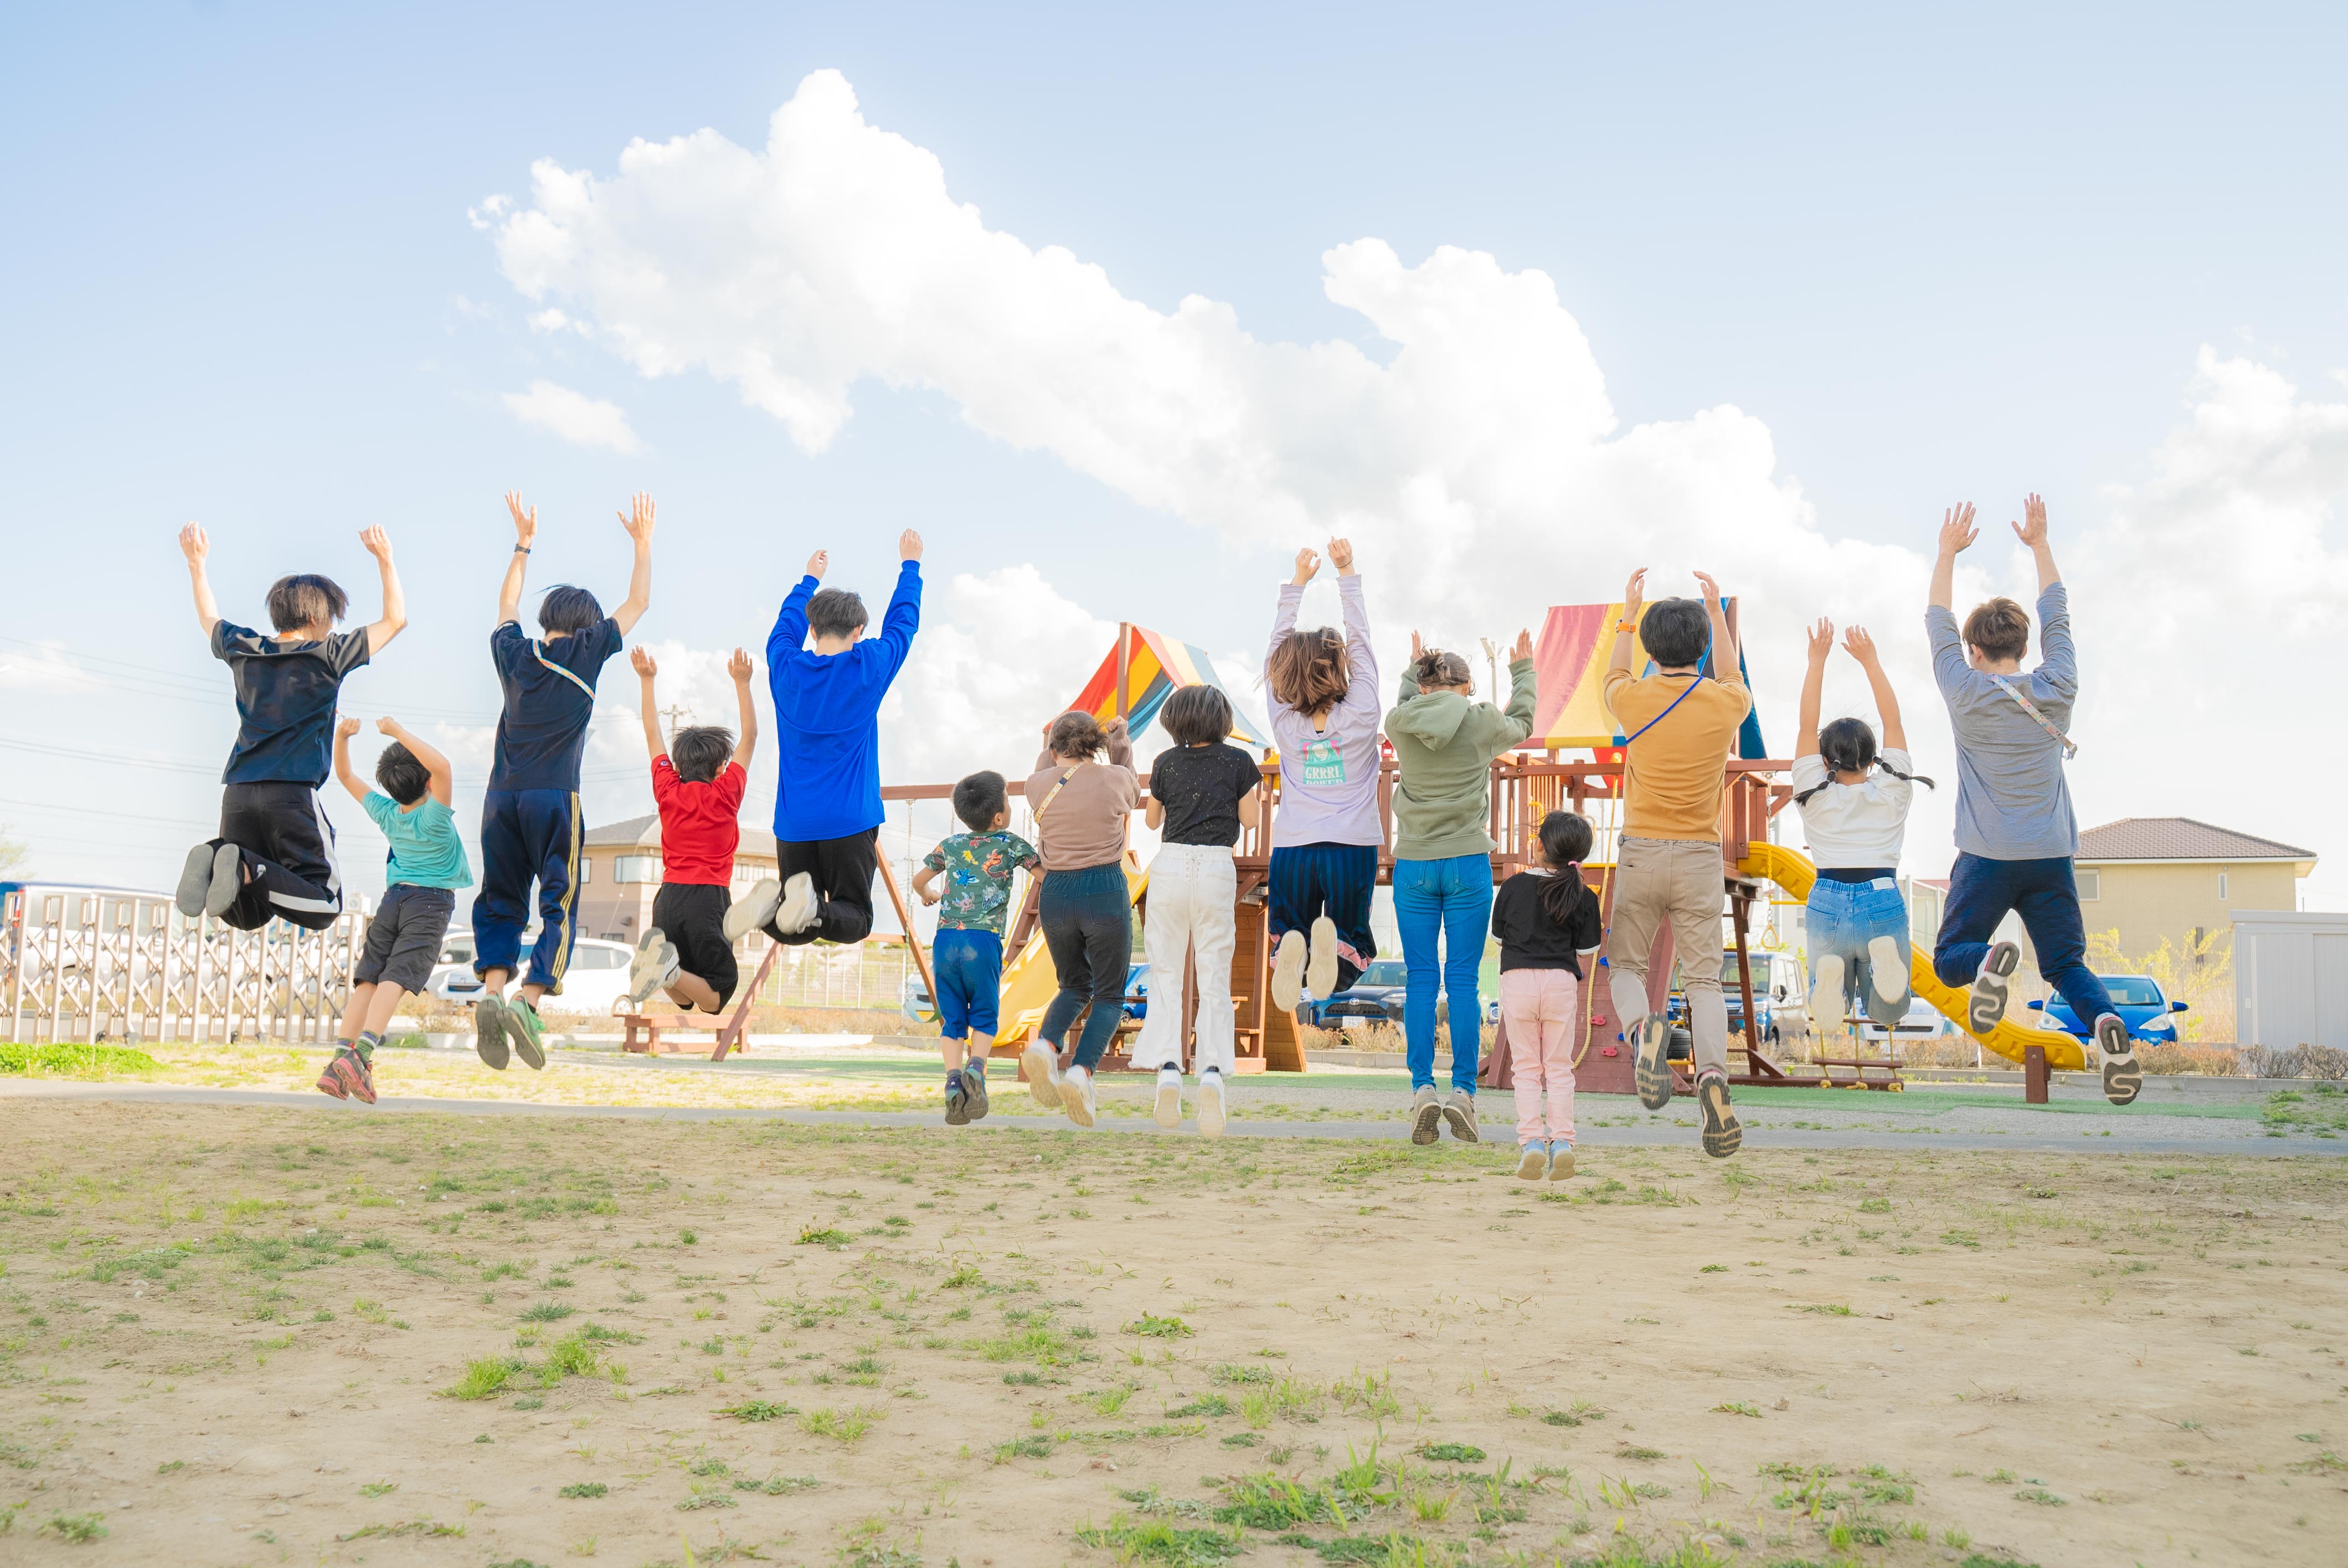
[774,873,820,936]
[1696,1068,1742,1158]
[472,996,512,1071]
[944,1070,970,1126]
[1515,1142,1546,1181]
[1866,936,1908,1003]
[1813,955,1846,1036]
[2097,1014,2142,1106]
[1021,1040,1063,1110]
[203,842,241,918]
[507,997,548,1071]
[1060,1064,1097,1128]
[1270,929,1306,1013]
[725,879,784,942]
[1409,1085,1443,1146]
[318,1046,375,1105]
[1547,1141,1577,1180]
[1441,1089,1480,1144]
[1153,1065,1183,1128]
[964,1059,990,1121]
[1968,940,2021,1033]
[176,844,218,917]
[1196,1070,1226,1138]
[1631,1014,1674,1110]
[627,929,680,1006]
[1305,916,1340,1002]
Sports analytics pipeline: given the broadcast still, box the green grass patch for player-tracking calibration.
[1,1042,159,1078]
[1128,1313,1194,1339]
[1075,1516,1243,1565]
[446,1356,524,1401]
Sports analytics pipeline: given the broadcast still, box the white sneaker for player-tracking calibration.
[1305,916,1340,1001]
[1270,929,1306,1013]
[1866,936,1907,1003]
[1060,1064,1098,1128]
[1152,1066,1182,1128]
[627,929,679,1005]
[1020,1040,1063,1111]
[1813,955,1845,1035]
[724,879,783,942]
[1196,1070,1226,1137]
[773,873,820,936]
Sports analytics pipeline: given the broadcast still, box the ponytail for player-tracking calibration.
[1794,716,1936,804]
[1535,809,1594,926]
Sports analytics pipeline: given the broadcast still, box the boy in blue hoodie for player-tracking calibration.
[728,532,923,948]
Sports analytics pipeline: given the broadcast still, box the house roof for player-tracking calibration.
[2077,817,2316,865]
[584,814,779,859]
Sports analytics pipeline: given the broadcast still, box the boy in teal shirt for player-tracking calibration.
[320,715,472,1103]
[912,770,1041,1125]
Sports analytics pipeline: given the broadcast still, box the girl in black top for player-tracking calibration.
[1491,811,1603,1182]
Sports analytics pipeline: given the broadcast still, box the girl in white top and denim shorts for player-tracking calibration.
[1792,620,1936,1036]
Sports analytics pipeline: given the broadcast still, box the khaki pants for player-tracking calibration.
[1606,836,1728,1076]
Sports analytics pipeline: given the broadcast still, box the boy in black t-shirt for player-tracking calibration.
[468,490,655,1071]
[174,521,406,930]
[1133,684,1265,1137]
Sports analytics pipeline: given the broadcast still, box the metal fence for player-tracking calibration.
[748,935,921,1014]
[2,883,362,1045]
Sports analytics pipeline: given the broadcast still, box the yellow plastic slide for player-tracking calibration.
[1736,840,2086,1071]
[992,855,1150,1050]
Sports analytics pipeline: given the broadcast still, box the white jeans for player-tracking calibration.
[1132,843,1238,1075]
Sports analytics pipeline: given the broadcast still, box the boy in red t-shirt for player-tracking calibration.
[626,647,760,1013]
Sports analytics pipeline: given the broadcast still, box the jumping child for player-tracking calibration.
[625,647,759,1016]
[732,534,923,953]
[913,771,1042,1126]
[1019,712,1141,1128]
[319,715,470,1103]
[1135,685,1264,1137]
[1926,496,2139,1104]
[1263,538,1382,1014]
[1491,809,1603,1180]
[472,491,654,1071]
[1604,569,1751,1158]
[1386,629,1536,1146]
[175,522,405,929]
[1793,620,1934,1040]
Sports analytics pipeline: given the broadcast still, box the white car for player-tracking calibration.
[425,931,639,1016]
[1857,993,1956,1043]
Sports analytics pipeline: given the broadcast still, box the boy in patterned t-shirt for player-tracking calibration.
[913,770,1041,1125]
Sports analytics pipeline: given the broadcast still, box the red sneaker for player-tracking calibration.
[318,1046,377,1105]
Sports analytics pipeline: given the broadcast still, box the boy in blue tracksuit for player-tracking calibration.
[471,489,655,1070]
[727,532,923,950]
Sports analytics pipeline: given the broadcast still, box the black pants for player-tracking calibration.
[212,782,342,931]
[653,882,739,1008]
[1037,863,1134,1071]
[765,830,879,946]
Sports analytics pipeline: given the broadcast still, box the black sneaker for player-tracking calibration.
[175,844,217,917]
[1968,941,2020,1033]
[2097,1014,2142,1105]
[1633,1015,1675,1110]
[473,996,512,1071]
[944,1070,970,1126]
[1696,1069,1742,1158]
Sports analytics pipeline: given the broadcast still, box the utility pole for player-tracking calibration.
[1479,637,1500,700]
[658,704,694,745]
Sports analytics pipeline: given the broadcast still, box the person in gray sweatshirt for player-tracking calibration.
[1385,630,1536,1147]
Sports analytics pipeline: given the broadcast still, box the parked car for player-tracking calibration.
[1857,993,1957,1044]
[902,961,1149,1029]
[2030,973,2188,1043]
[1300,959,1408,1031]
[1668,951,1786,1050]
[426,931,639,1016]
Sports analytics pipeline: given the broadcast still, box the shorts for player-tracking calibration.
[1806,875,1911,1026]
[931,927,1002,1039]
[354,884,456,993]
[653,882,739,1010]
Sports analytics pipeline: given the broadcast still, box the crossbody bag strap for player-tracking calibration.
[533,642,599,702]
[1986,673,2078,760]
[1620,673,1705,748]
[1032,762,1086,817]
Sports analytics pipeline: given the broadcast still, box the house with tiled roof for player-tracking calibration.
[2074,818,2318,1015]
[575,813,780,948]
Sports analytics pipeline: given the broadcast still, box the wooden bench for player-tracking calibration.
[619,1011,731,1059]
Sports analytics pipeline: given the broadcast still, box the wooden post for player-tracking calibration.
[712,940,782,1062]
[873,852,936,1020]
[1731,886,1759,1063]
[1115,622,1131,720]
[2023,1042,2049,1104]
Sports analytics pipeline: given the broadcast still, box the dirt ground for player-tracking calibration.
[1,1102,2343,1567]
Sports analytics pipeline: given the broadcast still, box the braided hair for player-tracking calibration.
[1793,717,1937,805]
[1535,810,1594,925]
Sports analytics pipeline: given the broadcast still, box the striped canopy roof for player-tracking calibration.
[1068,625,1267,747]
[1531,600,1766,757]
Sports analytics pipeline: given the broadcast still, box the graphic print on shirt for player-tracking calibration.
[1301,734,1345,787]
[922,831,1042,934]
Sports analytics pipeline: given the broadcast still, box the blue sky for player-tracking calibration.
[4,2,2345,906]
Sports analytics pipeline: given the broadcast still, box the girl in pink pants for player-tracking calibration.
[1490,811,1603,1180]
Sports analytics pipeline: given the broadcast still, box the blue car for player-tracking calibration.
[2028,974,2189,1043]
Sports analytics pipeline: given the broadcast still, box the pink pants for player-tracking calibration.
[1500,968,1579,1143]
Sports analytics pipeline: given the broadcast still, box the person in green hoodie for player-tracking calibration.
[1386,628,1536,1146]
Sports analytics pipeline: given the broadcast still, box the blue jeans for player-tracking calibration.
[931,928,1002,1040]
[1933,852,2115,1035]
[1806,876,1911,1028]
[1037,864,1134,1071]
[1394,854,1493,1092]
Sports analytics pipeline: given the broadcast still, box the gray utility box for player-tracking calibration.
[2232,910,2348,1049]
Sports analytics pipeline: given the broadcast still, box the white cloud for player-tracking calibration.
[486,70,2348,869]
[502,379,643,455]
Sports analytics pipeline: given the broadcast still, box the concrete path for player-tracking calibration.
[4,1080,2342,1157]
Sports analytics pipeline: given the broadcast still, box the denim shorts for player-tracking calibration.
[1806,876,1911,1026]
[931,927,1003,1039]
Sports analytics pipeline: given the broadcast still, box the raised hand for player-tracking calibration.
[619,492,656,544]
[630,646,657,679]
[1292,546,1321,586]
[898,529,923,562]
[1326,537,1355,574]
[359,525,393,563]
[1692,570,1722,610]
[1937,502,1978,558]
[374,715,404,736]
[2011,493,2048,549]
[1510,628,1535,662]
[806,549,829,581]
[1621,568,1647,620]
[1409,630,1424,662]
[727,647,753,684]
[178,522,209,563]
[504,491,537,548]
[1806,617,1835,664]
[337,715,361,740]
[1841,625,1880,666]
[1104,716,1129,740]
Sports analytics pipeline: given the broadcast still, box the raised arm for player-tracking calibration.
[178,523,221,637]
[874,533,924,677]
[1396,630,1427,703]
[1691,571,1736,678]
[611,492,655,636]
[1331,538,1379,709]
[629,646,667,763]
[1608,570,1647,677]
[359,526,406,654]
[331,716,368,804]
[378,715,454,805]
[2011,492,2061,595]
[1929,502,1976,612]
[1841,626,1905,752]
[498,492,537,628]
[768,551,823,663]
[1796,617,1832,758]
[1498,628,1536,744]
[727,647,758,768]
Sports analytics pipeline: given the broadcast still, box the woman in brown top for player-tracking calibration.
[1019,711,1140,1127]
